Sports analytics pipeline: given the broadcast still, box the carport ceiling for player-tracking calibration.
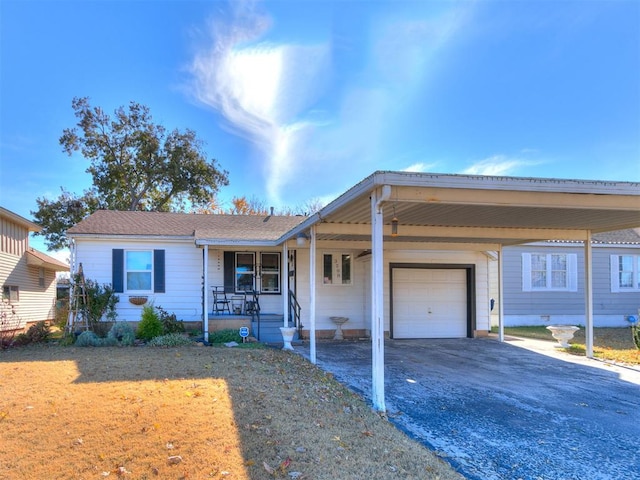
[293,171,640,246]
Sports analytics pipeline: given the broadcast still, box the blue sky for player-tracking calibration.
[1,0,639,256]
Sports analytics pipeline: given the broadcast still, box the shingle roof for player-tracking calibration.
[26,248,69,271]
[592,228,640,245]
[67,210,307,242]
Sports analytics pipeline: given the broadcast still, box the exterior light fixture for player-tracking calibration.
[391,204,399,237]
[296,232,309,246]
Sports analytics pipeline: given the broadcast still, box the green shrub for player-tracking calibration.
[156,306,185,335]
[147,333,192,347]
[137,305,163,341]
[70,274,118,330]
[107,322,135,346]
[209,328,242,344]
[75,331,102,347]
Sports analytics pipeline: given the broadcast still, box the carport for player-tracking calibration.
[282,171,640,411]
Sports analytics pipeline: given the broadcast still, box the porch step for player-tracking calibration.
[252,314,300,344]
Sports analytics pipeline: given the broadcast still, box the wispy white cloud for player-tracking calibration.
[461,154,540,176]
[187,1,330,205]
[187,1,475,204]
[402,162,438,173]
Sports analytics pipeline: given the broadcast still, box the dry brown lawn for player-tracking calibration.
[0,345,463,480]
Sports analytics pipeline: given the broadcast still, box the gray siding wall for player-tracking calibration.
[503,244,640,325]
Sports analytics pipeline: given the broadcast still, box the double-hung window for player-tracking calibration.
[126,250,153,292]
[611,254,640,292]
[235,253,255,292]
[260,253,280,293]
[322,253,352,285]
[522,253,577,292]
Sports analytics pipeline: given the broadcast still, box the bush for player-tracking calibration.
[75,331,102,347]
[54,298,69,330]
[209,329,242,344]
[137,305,163,341]
[157,306,185,335]
[147,333,192,347]
[107,322,135,346]
[69,274,118,331]
[632,325,640,350]
[13,321,51,346]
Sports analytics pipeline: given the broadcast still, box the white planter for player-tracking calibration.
[546,325,580,348]
[280,327,297,351]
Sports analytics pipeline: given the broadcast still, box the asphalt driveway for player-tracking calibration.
[296,337,640,480]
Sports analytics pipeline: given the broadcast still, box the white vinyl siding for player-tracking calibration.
[522,253,577,292]
[76,239,202,322]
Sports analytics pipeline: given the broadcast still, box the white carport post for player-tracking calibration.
[309,225,317,364]
[203,245,209,343]
[498,245,504,343]
[371,186,390,412]
[584,230,594,358]
[282,242,289,327]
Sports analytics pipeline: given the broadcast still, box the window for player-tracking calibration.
[224,251,282,294]
[611,254,640,292]
[126,250,153,292]
[38,267,45,288]
[112,249,164,294]
[260,253,280,293]
[522,253,577,292]
[2,285,19,303]
[235,253,255,292]
[323,253,352,285]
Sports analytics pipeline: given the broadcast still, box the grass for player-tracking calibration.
[494,326,640,365]
[0,344,463,480]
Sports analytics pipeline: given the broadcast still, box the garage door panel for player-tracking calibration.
[392,268,467,339]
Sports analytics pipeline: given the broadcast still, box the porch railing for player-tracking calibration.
[289,289,303,339]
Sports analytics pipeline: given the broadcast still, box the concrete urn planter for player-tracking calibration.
[280,327,297,351]
[546,325,580,348]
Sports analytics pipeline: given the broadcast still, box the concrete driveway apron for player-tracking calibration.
[297,337,640,480]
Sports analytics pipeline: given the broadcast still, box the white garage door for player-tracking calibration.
[392,268,467,339]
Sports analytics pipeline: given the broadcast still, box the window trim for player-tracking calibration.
[260,252,281,294]
[125,249,154,293]
[322,252,353,286]
[235,252,256,293]
[522,252,577,292]
[2,285,19,303]
[611,254,640,292]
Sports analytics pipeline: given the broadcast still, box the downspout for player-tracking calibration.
[203,245,209,343]
[371,184,391,412]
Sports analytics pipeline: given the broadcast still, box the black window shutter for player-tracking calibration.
[223,251,235,293]
[112,249,124,293]
[154,250,165,293]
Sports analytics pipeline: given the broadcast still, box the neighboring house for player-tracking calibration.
[502,229,640,327]
[1,207,69,331]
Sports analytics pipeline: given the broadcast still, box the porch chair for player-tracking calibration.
[212,286,231,315]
